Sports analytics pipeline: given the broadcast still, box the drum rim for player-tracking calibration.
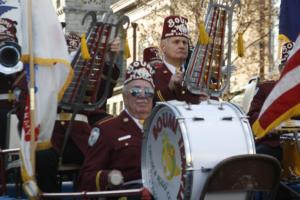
[141,101,256,198]
[226,101,256,155]
[141,101,194,199]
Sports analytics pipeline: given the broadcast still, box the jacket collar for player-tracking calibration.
[117,110,143,137]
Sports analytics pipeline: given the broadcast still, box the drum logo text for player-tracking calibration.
[152,112,178,140]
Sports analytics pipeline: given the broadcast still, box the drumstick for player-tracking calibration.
[175,65,185,94]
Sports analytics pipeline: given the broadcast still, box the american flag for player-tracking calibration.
[279,0,300,42]
[252,35,300,138]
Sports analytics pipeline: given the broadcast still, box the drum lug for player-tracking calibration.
[185,103,192,110]
[201,167,212,173]
[222,116,233,121]
[241,116,249,119]
[218,102,224,110]
[193,117,204,121]
[241,116,249,123]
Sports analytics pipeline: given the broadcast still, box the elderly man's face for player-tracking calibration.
[123,80,154,120]
[161,36,189,62]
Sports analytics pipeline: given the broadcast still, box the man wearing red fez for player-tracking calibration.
[143,46,162,66]
[153,15,207,103]
[78,61,155,194]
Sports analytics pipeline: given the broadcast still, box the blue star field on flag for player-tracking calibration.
[279,0,300,42]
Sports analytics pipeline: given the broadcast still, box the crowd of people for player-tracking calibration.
[0,12,297,200]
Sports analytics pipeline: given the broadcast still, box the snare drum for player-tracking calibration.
[281,134,300,179]
[142,100,255,199]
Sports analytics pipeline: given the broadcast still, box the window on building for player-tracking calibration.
[113,102,117,116]
[56,0,61,8]
[119,101,123,113]
[106,104,110,114]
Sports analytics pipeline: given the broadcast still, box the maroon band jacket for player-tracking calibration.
[248,80,280,147]
[13,62,119,154]
[77,111,143,191]
[12,71,91,153]
[153,63,201,104]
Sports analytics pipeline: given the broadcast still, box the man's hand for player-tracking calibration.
[105,37,120,63]
[168,70,184,91]
[108,169,124,186]
[110,37,120,54]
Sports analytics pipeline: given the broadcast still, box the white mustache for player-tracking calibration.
[136,99,148,103]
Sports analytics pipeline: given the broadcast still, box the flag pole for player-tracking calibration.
[27,0,36,174]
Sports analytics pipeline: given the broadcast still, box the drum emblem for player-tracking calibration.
[162,132,180,180]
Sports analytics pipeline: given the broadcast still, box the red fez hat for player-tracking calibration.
[0,18,18,42]
[125,61,155,87]
[161,15,189,40]
[143,47,162,63]
[65,32,81,53]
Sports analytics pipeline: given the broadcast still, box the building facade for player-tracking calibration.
[52,0,125,116]
[53,0,280,114]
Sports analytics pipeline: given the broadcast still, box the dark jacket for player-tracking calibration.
[248,80,280,147]
[153,62,201,104]
[13,63,120,153]
[77,111,143,191]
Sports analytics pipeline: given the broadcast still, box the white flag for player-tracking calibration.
[20,0,73,197]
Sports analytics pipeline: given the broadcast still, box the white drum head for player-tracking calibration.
[142,100,255,200]
[142,101,188,200]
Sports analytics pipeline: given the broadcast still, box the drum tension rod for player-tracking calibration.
[222,117,233,121]
[185,103,192,110]
[201,167,212,173]
[193,117,204,121]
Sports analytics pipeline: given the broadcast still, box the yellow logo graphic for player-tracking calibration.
[162,133,180,180]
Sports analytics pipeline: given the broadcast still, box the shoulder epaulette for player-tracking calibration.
[95,115,116,126]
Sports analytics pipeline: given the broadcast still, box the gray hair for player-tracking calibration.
[122,84,129,95]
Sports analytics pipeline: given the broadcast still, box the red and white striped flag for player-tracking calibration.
[252,34,300,138]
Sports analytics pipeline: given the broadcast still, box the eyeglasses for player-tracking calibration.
[128,86,154,98]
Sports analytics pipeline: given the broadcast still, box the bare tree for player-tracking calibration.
[134,0,278,97]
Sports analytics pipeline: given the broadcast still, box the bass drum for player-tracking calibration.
[142,100,255,200]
